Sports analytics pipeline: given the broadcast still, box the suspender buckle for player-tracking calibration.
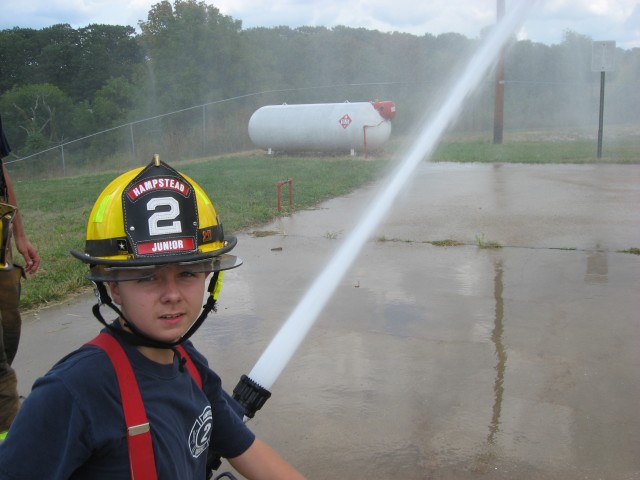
[128,423,150,436]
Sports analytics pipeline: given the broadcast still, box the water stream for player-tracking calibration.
[247,1,536,392]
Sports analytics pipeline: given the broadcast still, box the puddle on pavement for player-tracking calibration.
[208,237,639,479]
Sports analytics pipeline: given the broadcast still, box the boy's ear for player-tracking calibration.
[108,281,122,306]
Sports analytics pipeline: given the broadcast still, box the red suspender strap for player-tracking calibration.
[87,333,158,480]
[176,344,202,388]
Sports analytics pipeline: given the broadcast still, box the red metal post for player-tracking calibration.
[277,178,293,212]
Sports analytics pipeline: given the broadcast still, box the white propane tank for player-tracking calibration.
[248,101,395,154]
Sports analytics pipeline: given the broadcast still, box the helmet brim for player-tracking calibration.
[71,235,241,270]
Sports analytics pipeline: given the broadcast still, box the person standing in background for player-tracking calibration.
[0,114,40,440]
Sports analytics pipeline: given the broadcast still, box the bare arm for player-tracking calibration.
[2,163,39,274]
[228,438,305,480]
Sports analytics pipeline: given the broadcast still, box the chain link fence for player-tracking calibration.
[4,77,635,180]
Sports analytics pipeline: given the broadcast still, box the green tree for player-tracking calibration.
[35,24,82,97]
[0,83,75,154]
[92,76,136,127]
[72,24,142,102]
[241,26,311,97]
[0,24,142,103]
[605,46,640,124]
[137,0,244,113]
[71,99,96,137]
[0,27,45,94]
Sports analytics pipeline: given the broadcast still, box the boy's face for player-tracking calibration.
[108,264,207,344]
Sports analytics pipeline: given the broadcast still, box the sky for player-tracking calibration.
[1,0,639,50]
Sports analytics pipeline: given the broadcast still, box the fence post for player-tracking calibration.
[60,144,66,176]
[202,105,206,155]
[130,123,136,163]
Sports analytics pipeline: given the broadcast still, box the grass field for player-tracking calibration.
[10,130,640,311]
[12,154,389,310]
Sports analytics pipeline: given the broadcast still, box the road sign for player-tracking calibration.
[591,41,616,72]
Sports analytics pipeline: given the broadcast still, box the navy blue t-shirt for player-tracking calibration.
[0,331,255,479]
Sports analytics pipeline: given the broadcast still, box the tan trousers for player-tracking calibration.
[0,265,23,431]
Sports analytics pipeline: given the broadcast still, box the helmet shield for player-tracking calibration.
[123,161,199,259]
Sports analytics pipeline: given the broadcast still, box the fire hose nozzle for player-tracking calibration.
[232,374,272,419]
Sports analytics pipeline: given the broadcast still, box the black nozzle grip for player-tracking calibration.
[232,374,271,419]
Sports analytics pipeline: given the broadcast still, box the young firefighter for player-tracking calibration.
[0,157,304,479]
[0,114,40,439]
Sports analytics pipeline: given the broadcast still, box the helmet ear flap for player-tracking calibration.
[212,270,224,303]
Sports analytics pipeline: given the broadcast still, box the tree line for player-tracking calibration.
[1,0,638,158]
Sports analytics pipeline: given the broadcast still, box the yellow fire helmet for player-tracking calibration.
[71,156,241,280]
[71,156,242,348]
[0,202,16,271]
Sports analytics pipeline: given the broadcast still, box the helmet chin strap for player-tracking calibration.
[91,271,220,350]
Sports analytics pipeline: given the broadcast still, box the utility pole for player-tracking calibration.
[493,0,505,144]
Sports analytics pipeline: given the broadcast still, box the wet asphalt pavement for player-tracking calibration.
[14,162,640,479]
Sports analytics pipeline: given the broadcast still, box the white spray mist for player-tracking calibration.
[247,1,537,392]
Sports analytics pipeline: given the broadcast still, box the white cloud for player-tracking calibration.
[1,0,638,49]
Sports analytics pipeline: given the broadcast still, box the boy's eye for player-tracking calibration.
[179,270,198,278]
[136,274,157,283]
